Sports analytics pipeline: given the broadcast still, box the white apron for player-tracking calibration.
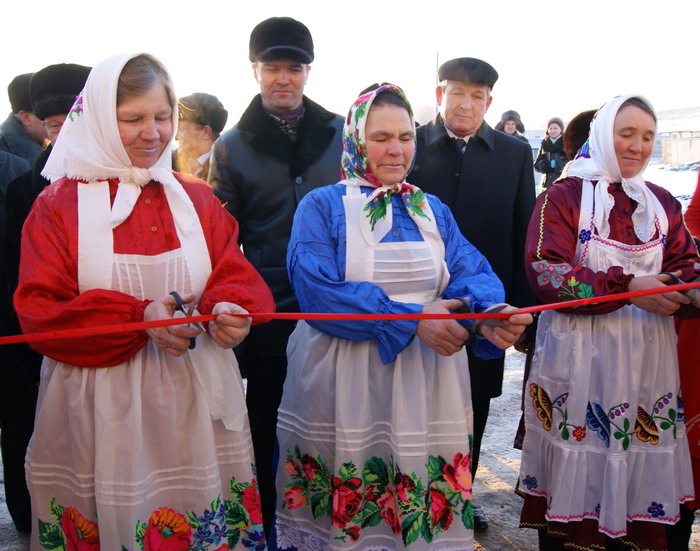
[27,181,263,550]
[519,180,694,537]
[274,186,475,551]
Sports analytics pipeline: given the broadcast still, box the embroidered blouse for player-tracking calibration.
[525,176,700,315]
[287,183,506,364]
[15,172,275,367]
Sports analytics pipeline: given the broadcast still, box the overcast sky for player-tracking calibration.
[1,0,698,131]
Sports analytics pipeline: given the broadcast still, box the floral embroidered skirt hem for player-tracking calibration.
[273,322,476,551]
[518,308,694,551]
[26,353,266,550]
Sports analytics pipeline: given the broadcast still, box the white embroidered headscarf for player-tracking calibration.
[42,53,197,234]
[566,94,658,243]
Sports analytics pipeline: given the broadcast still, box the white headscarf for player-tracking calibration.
[566,94,658,243]
[42,53,197,234]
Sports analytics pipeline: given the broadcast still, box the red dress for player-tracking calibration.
[676,169,700,511]
[15,173,275,549]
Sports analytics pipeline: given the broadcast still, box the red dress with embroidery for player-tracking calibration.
[519,176,700,550]
[15,173,275,550]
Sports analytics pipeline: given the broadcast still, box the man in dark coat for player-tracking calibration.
[410,56,536,529]
[208,16,343,537]
[0,73,46,165]
[1,63,90,534]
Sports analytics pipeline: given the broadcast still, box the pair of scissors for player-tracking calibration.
[169,291,205,349]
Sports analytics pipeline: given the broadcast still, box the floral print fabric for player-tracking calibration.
[36,475,265,550]
[279,446,473,547]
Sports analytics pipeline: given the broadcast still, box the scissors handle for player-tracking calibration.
[169,291,196,349]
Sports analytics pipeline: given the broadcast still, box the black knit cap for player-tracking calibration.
[249,17,314,64]
[8,73,34,113]
[30,63,91,121]
[438,57,499,88]
[178,93,228,134]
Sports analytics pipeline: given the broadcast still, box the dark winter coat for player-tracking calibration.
[534,135,568,191]
[0,113,42,165]
[209,95,343,357]
[411,115,536,397]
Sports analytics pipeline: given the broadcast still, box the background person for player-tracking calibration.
[174,92,228,178]
[534,117,568,191]
[518,95,700,551]
[0,62,90,536]
[274,84,532,551]
[494,109,529,144]
[208,16,344,536]
[0,73,46,164]
[410,56,536,529]
[673,169,700,549]
[15,52,274,549]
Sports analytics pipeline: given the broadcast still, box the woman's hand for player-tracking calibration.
[416,298,470,356]
[208,302,252,349]
[628,272,690,316]
[145,294,201,356]
[478,306,533,350]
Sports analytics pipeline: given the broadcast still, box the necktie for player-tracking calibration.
[453,137,467,156]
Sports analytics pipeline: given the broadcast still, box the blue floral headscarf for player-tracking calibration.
[340,84,415,186]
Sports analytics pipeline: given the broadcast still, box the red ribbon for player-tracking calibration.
[2,281,698,346]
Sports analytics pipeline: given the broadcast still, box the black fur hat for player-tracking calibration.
[498,110,525,133]
[30,64,91,121]
[438,57,498,88]
[178,93,228,134]
[249,17,314,64]
[8,73,34,113]
[564,110,596,159]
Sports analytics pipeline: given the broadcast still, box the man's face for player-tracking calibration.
[19,110,48,145]
[176,120,214,157]
[436,81,493,138]
[43,114,67,144]
[253,59,309,112]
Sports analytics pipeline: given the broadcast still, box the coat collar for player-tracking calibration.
[236,95,338,178]
[424,114,495,152]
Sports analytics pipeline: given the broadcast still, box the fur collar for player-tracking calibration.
[237,95,339,178]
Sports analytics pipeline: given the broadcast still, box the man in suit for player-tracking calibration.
[175,92,228,179]
[410,57,536,529]
[208,16,344,537]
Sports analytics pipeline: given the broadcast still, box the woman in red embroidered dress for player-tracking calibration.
[14,53,274,550]
[517,95,700,550]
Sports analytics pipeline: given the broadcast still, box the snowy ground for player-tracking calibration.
[644,163,699,210]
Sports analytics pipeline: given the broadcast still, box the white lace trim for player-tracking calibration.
[274,519,473,551]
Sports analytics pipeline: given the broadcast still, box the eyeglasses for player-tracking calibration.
[43,121,64,132]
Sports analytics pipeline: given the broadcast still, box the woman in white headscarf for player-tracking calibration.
[518,95,700,550]
[15,53,274,550]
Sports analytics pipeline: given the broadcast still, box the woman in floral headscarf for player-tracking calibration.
[15,53,274,549]
[518,95,700,550]
[272,85,532,551]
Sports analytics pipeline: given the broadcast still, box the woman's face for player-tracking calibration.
[365,103,415,186]
[613,105,656,179]
[117,82,173,168]
[504,120,517,134]
[548,123,562,138]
